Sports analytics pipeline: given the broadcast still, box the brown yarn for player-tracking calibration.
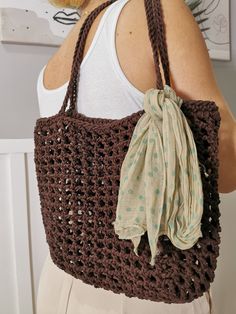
[34,0,222,304]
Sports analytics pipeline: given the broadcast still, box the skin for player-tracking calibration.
[44,0,236,193]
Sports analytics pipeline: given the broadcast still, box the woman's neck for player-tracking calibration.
[79,0,107,16]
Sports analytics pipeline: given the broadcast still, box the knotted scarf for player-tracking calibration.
[112,84,204,266]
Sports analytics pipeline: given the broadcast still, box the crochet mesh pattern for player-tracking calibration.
[33,0,222,304]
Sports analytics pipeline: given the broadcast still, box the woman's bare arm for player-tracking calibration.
[159,0,236,193]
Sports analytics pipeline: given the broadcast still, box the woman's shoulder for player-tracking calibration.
[42,0,156,92]
[42,0,210,96]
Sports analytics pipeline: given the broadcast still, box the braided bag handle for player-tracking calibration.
[59,0,171,115]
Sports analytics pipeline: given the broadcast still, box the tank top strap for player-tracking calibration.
[59,0,171,115]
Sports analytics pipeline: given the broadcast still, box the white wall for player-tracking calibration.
[0,42,56,138]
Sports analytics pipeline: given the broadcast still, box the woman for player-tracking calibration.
[36,0,236,313]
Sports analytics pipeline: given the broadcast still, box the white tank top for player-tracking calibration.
[37,0,144,119]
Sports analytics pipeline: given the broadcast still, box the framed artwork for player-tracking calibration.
[0,0,231,60]
[186,0,231,60]
[0,0,77,46]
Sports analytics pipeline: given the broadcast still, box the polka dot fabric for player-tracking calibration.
[112,85,204,266]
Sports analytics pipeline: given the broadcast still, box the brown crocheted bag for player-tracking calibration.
[34,0,221,304]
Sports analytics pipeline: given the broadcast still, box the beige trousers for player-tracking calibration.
[37,253,213,314]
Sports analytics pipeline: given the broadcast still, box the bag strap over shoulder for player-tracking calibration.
[59,0,171,115]
[149,0,171,88]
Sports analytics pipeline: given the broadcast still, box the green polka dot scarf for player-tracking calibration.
[112,85,204,266]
